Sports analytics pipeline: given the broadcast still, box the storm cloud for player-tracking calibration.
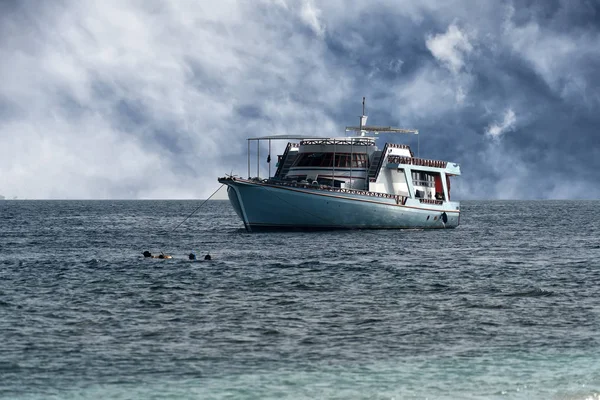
[1,0,599,199]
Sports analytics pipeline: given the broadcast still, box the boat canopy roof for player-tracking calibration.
[301,137,375,143]
[345,126,419,134]
[247,135,376,143]
[247,135,323,141]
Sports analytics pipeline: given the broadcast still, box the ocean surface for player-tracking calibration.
[1,199,599,400]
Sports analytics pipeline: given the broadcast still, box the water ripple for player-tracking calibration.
[0,200,599,399]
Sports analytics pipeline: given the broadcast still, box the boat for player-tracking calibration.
[218,98,461,231]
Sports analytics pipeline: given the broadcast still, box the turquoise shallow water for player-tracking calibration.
[1,200,599,399]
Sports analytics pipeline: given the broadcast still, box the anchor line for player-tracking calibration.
[155,184,225,257]
[169,184,225,234]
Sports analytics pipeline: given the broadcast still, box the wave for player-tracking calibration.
[502,287,556,297]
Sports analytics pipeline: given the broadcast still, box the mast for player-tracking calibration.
[359,96,368,136]
[350,137,353,188]
[351,97,367,187]
[360,97,365,131]
[332,139,336,187]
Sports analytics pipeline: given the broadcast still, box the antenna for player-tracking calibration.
[359,97,368,135]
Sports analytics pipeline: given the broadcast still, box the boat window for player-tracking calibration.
[352,153,367,168]
[335,154,350,168]
[295,153,326,167]
[411,171,446,200]
[294,153,369,168]
[320,153,333,167]
[412,171,436,188]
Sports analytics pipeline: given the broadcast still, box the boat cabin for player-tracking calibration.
[245,99,460,204]
[251,136,459,204]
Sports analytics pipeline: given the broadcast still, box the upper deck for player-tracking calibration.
[244,98,460,203]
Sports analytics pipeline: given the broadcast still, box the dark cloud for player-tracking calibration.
[1,0,599,199]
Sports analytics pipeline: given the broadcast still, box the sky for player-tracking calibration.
[1,0,599,200]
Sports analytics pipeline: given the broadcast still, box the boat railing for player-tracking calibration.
[372,143,389,182]
[264,178,408,205]
[221,176,445,207]
[388,156,447,168]
[412,179,435,188]
[387,143,414,157]
[300,139,374,146]
[419,198,444,205]
[273,142,299,178]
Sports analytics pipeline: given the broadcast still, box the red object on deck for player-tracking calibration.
[434,175,443,194]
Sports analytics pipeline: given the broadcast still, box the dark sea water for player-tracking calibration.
[1,200,599,400]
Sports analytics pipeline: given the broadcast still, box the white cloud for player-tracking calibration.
[391,67,457,123]
[485,109,516,138]
[455,86,466,104]
[502,4,600,104]
[426,24,473,73]
[300,0,325,37]
[0,0,346,199]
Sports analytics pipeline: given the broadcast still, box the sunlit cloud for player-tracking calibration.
[426,24,473,74]
[300,0,325,37]
[485,109,516,138]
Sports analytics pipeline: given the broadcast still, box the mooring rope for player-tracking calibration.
[150,184,225,259]
[169,184,225,233]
